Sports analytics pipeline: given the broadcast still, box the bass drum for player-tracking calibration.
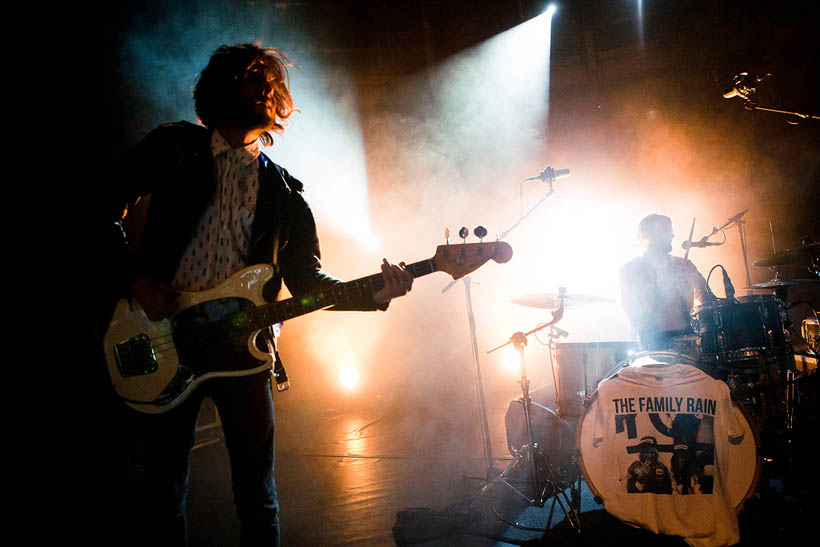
[504,387,578,491]
[577,392,762,513]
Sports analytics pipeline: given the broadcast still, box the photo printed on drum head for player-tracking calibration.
[613,395,717,495]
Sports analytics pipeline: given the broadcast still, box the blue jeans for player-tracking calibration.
[140,372,279,546]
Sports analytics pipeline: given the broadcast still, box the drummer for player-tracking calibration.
[620,213,716,351]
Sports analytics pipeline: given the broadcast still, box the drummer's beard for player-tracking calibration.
[648,239,673,255]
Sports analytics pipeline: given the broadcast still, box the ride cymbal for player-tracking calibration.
[746,278,820,289]
[754,243,819,267]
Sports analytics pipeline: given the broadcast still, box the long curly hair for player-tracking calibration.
[194,43,296,146]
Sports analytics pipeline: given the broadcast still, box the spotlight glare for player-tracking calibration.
[339,366,360,389]
[503,348,520,371]
[545,4,557,16]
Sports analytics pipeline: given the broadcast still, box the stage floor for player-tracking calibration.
[175,389,817,546]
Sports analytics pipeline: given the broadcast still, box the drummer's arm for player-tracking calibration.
[691,264,717,306]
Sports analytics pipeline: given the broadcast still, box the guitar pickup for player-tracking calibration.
[115,334,159,377]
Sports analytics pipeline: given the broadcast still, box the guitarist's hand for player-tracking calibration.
[373,259,414,305]
[130,277,180,321]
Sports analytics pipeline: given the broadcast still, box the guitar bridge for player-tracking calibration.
[115,334,159,377]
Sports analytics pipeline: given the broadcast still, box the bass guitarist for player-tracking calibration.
[106,43,413,546]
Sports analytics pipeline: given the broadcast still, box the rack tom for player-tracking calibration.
[694,295,789,365]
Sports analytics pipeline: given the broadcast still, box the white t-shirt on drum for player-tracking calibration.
[587,363,744,546]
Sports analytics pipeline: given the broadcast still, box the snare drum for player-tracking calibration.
[577,393,761,513]
[695,295,789,364]
[554,341,638,417]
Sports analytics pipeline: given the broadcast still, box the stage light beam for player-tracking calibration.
[637,0,645,50]
[264,63,375,248]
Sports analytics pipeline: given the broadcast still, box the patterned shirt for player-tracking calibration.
[173,130,260,291]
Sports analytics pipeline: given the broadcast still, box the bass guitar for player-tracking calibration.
[104,241,512,413]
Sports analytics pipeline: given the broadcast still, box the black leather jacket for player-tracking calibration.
[110,121,381,311]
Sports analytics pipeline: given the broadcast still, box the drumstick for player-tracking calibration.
[685,217,696,260]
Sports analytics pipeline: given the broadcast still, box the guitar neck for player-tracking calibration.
[243,258,438,331]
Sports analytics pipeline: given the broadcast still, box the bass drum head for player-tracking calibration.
[577,394,762,513]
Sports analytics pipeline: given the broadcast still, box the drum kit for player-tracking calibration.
[486,238,819,535]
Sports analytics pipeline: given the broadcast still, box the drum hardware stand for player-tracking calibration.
[747,220,804,491]
[684,209,751,294]
[486,297,583,534]
[736,216,752,294]
[442,270,501,484]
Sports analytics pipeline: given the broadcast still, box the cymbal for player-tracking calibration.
[747,278,820,289]
[754,243,819,267]
[511,292,616,309]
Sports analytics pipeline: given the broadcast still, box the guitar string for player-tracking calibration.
[124,259,438,360]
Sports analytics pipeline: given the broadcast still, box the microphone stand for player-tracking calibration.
[741,103,820,122]
[724,72,820,123]
[446,276,501,484]
[684,210,752,293]
[498,167,560,241]
[447,164,566,482]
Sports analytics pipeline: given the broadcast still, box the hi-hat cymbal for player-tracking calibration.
[754,243,819,267]
[747,278,820,289]
[511,292,616,309]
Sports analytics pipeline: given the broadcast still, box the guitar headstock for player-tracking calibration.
[434,241,513,279]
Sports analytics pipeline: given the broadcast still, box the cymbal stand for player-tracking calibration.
[487,302,582,533]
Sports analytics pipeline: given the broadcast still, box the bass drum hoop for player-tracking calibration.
[576,390,762,514]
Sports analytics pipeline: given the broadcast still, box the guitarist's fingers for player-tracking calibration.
[374,259,413,304]
[382,258,400,290]
[398,261,413,292]
[385,259,410,294]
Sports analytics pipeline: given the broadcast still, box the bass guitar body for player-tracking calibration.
[104,264,276,414]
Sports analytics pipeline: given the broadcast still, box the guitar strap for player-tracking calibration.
[266,227,290,392]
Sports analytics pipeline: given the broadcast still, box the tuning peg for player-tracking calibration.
[459,227,469,242]
[474,226,487,241]
[445,227,450,244]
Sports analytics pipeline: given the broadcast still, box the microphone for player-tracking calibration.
[722,269,736,300]
[550,326,570,338]
[723,72,771,100]
[525,166,570,182]
[726,209,748,224]
[682,239,723,250]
